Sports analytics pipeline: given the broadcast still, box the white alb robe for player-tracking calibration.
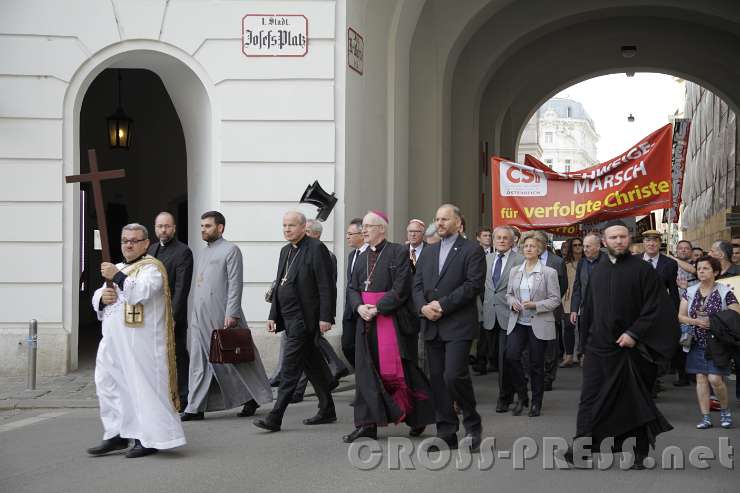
[92,260,186,450]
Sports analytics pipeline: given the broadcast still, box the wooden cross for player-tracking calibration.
[65,149,126,285]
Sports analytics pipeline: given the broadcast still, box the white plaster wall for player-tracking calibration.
[0,0,342,375]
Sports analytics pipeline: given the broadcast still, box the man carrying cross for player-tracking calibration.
[87,223,186,458]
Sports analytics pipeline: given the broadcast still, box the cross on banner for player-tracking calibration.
[65,149,126,286]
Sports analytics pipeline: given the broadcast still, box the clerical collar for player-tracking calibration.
[291,234,308,249]
[370,240,387,252]
[160,238,172,247]
[123,253,147,265]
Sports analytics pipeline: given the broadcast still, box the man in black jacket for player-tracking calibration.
[342,218,366,368]
[254,211,336,432]
[148,211,193,410]
[413,204,485,451]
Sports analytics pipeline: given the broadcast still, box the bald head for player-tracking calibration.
[435,203,462,238]
[282,211,307,244]
[154,211,176,243]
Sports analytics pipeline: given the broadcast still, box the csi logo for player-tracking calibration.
[499,162,547,197]
[506,166,541,184]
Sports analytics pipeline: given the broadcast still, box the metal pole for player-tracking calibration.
[26,319,37,390]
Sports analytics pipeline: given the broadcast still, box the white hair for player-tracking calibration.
[306,219,323,235]
[284,210,307,225]
[364,211,388,228]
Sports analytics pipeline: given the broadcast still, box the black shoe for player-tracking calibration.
[303,411,337,425]
[544,381,553,392]
[342,425,377,443]
[87,435,130,456]
[180,412,204,421]
[672,379,690,387]
[495,399,511,413]
[125,440,158,459]
[472,365,487,375]
[409,426,426,437]
[334,368,350,382]
[269,377,281,388]
[463,432,482,453]
[290,394,304,404]
[237,400,260,417]
[254,417,281,432]
[528,403,541,417]
[630,454,648,470]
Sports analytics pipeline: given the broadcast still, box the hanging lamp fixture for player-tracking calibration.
[106,70,134,149]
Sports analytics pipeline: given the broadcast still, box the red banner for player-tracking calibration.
[492,123,674,230]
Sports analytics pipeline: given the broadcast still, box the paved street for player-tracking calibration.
[0,369,737,493]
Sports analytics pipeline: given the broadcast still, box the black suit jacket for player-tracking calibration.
[412,236,485,341]
[147,239,193,327]
[646,253,680,309]
[343,249,362,321]
[544,250,568,318]
[269,235,335,332]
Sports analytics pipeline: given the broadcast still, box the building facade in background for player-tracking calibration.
[517,97,599,173]
[680,82,739,249]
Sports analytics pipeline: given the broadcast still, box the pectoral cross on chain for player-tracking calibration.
[363,279,371,291]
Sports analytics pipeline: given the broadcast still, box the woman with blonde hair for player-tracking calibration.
[505,231,561,417]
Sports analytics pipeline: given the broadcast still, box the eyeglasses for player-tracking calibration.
[121,239,146,245]
[346,232,362,237]
[407,230,424,234]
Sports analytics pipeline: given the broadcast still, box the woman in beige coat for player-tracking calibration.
[505,231,561,417]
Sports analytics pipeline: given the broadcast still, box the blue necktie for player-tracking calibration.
[492,253,504,287]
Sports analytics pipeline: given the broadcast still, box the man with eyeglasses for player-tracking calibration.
[147,212,193,411]
[342,218,367,368]
[87,223,185,458]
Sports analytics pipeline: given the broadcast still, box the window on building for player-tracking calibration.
[565,159,571,164]
[564,164,571,173]
[567,106,572,118]
[545,159,553,164]
[544,132,553,143]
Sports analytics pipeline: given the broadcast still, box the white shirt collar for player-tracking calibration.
[441,234,459,247]
[358,243,369,253]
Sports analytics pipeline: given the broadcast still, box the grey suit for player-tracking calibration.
[505,262,561,407]
[480,249,523,404]
[505,263,561,340]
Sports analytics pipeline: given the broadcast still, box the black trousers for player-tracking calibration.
[562,317,576,355]
[341,316,357,369]
[506,323,547,406]
[293,335,347,398]
[426,337,482,438]
[269,319,334,423]
[497,325,515,404]
[544,319,562,384]
[175,329,189,409]
[475,324,498,370]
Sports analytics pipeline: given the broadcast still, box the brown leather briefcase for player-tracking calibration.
[209,328,255,364]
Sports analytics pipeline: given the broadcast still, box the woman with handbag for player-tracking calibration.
[678,255,739,429]
[505,231,561,417]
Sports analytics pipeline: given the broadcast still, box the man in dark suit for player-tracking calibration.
[147,211,193,410]
[534,232,567,391]
[289,219,348,402]
[640,229,682,390]
[254,211,336,432]
[413,204,485,451]
[342,218,366,368]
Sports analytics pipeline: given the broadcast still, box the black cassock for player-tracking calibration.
[348,240,435,428]
[577,253,678,452]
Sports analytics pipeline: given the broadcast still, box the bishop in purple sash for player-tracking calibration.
[342,211,435,443]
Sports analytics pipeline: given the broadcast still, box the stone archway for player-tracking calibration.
[62,42,217,371]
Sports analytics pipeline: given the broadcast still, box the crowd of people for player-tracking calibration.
[83,206,740,470]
